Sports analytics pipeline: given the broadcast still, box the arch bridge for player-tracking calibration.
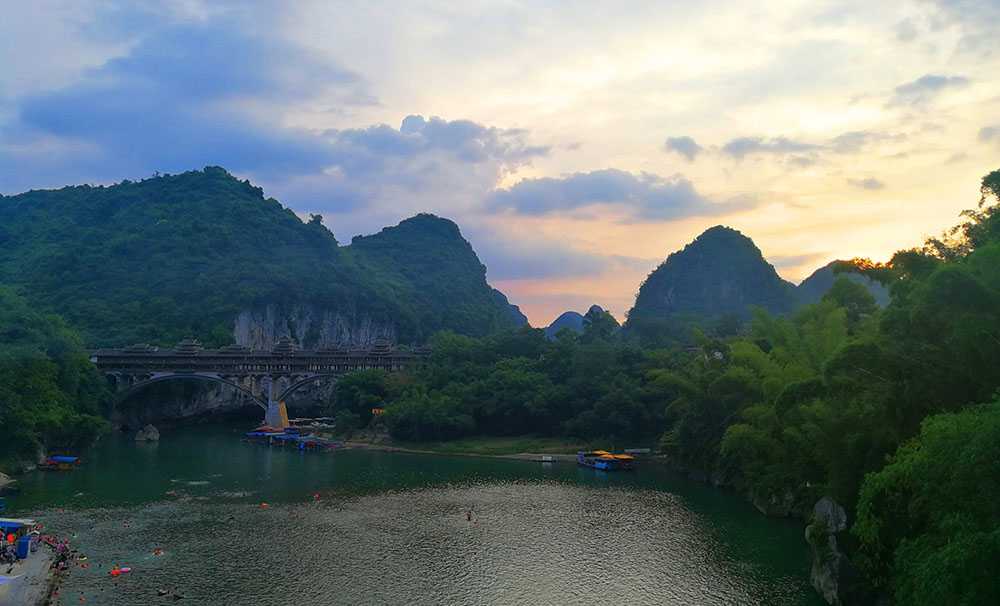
[90,337,427,425]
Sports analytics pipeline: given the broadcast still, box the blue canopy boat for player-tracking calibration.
[577,450,636,471]
[38,455,80,471]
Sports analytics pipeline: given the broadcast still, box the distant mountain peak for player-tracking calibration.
[544,304,610,338]
[628,226,796,323]
[797,260,890,307]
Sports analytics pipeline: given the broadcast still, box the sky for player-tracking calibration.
[1,1,999,326]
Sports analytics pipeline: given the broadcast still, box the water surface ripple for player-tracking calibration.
[14,425,821,605]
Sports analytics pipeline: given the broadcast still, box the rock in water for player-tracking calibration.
[134,424,161,442]
[813,497,847,533]
[806,497,848,605]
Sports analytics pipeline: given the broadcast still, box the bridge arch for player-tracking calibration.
[113,373,268,410]
[275,373,342,403]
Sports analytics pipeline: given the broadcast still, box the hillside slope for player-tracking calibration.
[628,226,798,323]
[0,167,521,347]
[796,260,890,307]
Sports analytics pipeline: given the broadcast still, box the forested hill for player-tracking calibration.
[629,225,798,323]
[627,226,891,339]
[347,213,528,336]
[797,260,890,306]
[0,167,523,347]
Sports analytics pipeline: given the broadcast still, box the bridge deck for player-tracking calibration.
[90,348,426,374]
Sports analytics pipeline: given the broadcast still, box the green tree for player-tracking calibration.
[853,400,1000,606]
[0,288,110,464]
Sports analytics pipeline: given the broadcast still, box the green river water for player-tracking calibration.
[8,423,823,605]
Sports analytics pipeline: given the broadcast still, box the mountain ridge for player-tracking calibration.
[627,225,888,332]
[0,167,523,347]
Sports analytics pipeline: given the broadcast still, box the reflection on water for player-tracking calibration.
[13,425,822,605]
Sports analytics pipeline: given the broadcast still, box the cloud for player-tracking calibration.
[325,116,548,176]
[828,130,901,154]
[0,10,549,229]
[895,18,919,42]
[979,125,1000,143]
[488,169,753,221]
[721,136,821,159]
[664,136,703,161]
[847,177,885,190]
[787,155,818,168]
[0,16,371,192]
[769,252,830,271]
[926,0,1000,55]
[890,74,969,106]
[466,228,615,280]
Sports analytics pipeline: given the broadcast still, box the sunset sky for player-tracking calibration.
[2,1,999,325]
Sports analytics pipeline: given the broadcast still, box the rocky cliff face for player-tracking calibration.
[805,497,863,606]
[233,305,397,350]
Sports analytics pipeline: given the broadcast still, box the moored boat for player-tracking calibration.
[576,450,635,471]
[38,455,81,471]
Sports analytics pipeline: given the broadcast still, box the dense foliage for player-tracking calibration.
[852,399,1000,606]
[0,167,521,346]
[629,225,799,323]
[657,169,1000,601]
[0,288,109,465]
[347,213,525,337]
[323,313,663,444]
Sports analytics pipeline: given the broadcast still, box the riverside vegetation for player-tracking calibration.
[330,169,1000,605]
[1,168,999,604]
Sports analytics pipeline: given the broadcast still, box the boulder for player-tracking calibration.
[134,424,161,442]
[806,497,849,605]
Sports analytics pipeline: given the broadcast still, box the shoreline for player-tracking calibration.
[344,441,580,462]
[0,547,56,606]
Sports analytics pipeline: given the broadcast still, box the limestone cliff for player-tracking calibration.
[233,305,397,350]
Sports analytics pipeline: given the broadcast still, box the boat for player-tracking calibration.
[576,450,636,471]
[38,455,80,471]
[243,427,342,452]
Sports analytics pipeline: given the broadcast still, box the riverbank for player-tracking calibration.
[345,435,601,461]
[347,441,580,462]
[0,547,55,606]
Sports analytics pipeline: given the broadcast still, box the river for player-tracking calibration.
[9,424,822,605]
